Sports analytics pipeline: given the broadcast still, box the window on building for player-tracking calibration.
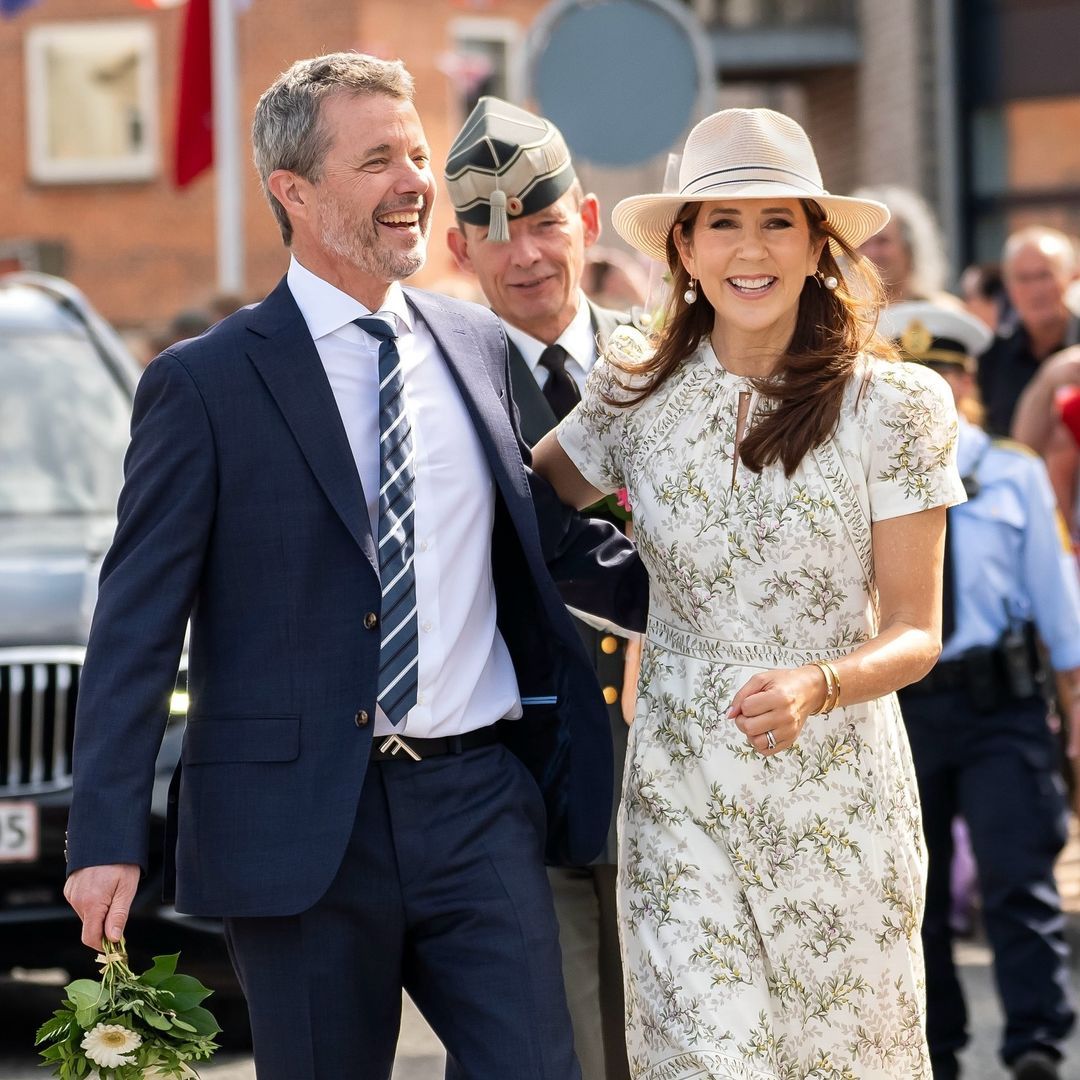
[444,17,524,118]
[26,21,159,184]
[962,0,1080,261]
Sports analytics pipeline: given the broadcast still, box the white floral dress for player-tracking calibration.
[557,338,966,1080]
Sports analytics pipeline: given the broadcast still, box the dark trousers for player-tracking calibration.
[547,864,630,1080]
[224,742,579,1080]
[900,689,1075,1072]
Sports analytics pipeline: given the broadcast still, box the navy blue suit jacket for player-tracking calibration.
[65,278,647,917]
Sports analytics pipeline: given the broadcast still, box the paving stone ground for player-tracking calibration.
[6,819,1080,1079]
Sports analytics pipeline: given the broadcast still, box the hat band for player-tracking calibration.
[905,347,970,368]
[681,164,823,197]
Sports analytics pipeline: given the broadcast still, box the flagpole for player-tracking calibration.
[212,0,244,293]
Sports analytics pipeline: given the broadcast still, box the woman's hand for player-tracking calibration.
[727,665,827,756]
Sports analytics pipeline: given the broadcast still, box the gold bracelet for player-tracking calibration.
[820,660,842,712]
[813,661,840,714]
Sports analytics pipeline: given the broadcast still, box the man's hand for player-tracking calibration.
[64,864,141,948]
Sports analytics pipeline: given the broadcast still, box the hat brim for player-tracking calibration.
[611,185,891,264]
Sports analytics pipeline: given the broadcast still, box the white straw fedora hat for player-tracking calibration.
[612,108,890,264]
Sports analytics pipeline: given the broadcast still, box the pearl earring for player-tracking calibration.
[817,271,839,291]
[683,277,698,304]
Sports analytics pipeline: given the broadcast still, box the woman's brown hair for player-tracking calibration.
[606,199,894,476]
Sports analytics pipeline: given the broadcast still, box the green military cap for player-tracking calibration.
[445,96,576,243]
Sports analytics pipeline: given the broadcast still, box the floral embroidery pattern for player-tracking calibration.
[561,347,964,1080]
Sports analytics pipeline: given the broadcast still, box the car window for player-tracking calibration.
[0,331,130,514]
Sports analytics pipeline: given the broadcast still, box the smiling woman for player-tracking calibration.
[531,108,967,1080]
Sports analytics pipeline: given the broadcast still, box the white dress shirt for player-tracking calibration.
[502,292,598,394]
[286,257,521,737]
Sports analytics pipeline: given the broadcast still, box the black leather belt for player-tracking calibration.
[368,725,500,763]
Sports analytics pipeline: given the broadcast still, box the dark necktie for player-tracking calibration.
[538,343,581,422]
[355,317,418,726]
[942,508,956,642]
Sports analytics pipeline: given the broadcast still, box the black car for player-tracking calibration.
[0,273,245,1035]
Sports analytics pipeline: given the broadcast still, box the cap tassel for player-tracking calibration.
[488,188,510,243]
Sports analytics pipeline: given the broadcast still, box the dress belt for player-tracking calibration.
[368,724,500,763]
[647,614,855,669]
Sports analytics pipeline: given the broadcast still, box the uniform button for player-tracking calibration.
[601,635,619,655]
[420,540,430,552]
[602,686,619,705]
[417,693,426,706]
[422,620,432,633]
[364,612,378,630]
[354,710,370,727]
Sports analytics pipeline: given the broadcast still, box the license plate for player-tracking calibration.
[0,802,39,862]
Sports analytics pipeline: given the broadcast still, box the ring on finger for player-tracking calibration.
[765,730,776,750]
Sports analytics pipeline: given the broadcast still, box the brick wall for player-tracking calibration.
[0,0,543,328]
[0,0,944,328]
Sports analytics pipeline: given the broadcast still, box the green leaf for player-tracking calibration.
[170,1017,197,1032]
[64,979,104,1009]
[180,1005,221,1036]
[139,952,180,987]
[139,1008,174,1031]
[73,1006,99,1031]
[156,972,212,1010]
[35,1013,73,1044]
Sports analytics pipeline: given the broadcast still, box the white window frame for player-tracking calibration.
[449,16,526,108]
[26,20,160,184]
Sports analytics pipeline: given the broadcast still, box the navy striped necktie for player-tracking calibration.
[355,317,418,726]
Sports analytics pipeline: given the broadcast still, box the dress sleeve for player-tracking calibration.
[862,360,968,521]
[555,346,638,496]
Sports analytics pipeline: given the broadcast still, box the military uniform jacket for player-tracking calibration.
[507,299,631,864]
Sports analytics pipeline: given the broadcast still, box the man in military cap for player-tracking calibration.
[883,302,1080,1080]
[446,96,633,1080]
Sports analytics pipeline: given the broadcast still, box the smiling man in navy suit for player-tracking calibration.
[62,53,646,1080]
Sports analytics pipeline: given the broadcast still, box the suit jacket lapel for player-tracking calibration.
[506,337,557,446]
[245,278,378,574]
[404,289,530,509]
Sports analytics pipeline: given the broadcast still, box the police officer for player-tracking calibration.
[445,98,634,1080]
[883,302,1080,1080]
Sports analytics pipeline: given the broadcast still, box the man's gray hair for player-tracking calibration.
[1002,225,1078,275]
[252,52,414,245]
[852,184,949,298]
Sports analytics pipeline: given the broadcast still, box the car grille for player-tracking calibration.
[0,648,84,795]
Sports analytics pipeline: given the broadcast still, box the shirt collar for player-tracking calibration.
[502,292,596,374]
[287,255,413,340]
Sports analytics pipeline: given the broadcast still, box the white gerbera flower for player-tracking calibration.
[81,1022,142,1068]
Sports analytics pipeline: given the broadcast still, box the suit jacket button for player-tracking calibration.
[601,635,619,655]
[602,686,619,705]
[364,612,378,630]
[355,710,370,727]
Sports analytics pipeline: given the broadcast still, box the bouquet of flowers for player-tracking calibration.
[35,938,220,1079]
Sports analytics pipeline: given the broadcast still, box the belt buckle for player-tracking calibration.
[379,733,422,761]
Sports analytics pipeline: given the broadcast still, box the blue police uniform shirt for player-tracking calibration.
[941,418,1080,670]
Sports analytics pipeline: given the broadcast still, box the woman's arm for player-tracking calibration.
[1012,345,1080,453]
[532,430,607,511]
[729,506,946,755]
